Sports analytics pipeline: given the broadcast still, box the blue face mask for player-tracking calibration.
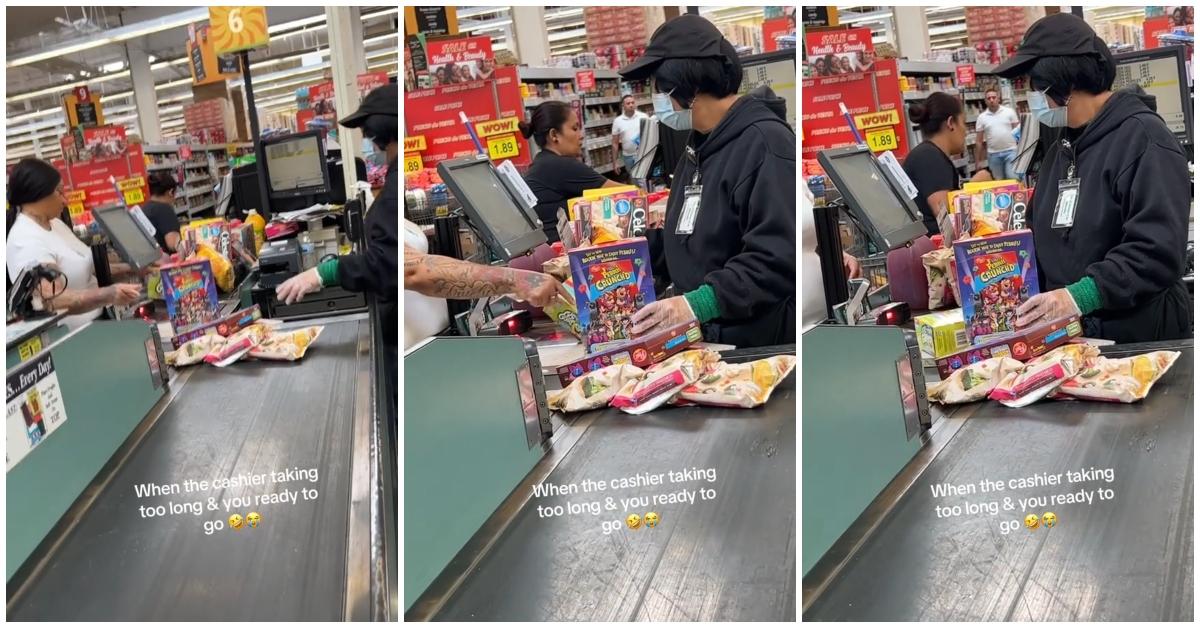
[1028,88,1069,128]
[653,91,692,131]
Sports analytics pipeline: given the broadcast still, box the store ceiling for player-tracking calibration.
[5,6,398,162]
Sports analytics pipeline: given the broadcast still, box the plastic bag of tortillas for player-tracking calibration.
[249,326,325,361]
[166,334,226,367]
[610,350,719,415]
[927,357,1025,405]
[548,363,646,413]
[673,355,796,408]
[1054,351,1181,403]
[203,323,272,367]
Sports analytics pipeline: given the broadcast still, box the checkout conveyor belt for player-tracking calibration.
[414,346,796,622]
[804,340,1193,621]
[8,316,377,621]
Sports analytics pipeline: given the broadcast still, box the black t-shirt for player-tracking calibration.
[522,149,609,242]
[901,141,958,237]
[142,200,181,251]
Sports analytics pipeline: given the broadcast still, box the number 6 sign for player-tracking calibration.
[209,7,270,54]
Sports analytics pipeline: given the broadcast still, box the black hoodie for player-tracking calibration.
[1031,88,1192,343]
[650,86,796,347]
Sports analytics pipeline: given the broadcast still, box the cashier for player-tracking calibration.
[902,91,993,237]
[994,14,1191,342]
[618,14,795,347]
[520,100,623,243]
[5,158,142,330]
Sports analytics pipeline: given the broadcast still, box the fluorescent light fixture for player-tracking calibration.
[7,8,210,68]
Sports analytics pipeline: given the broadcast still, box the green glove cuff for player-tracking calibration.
[316,258,340,287]
[1065,276,1101,316]
[683,284,720,324]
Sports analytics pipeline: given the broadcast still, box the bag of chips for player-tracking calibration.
[166,334,227,367]
[1055,351,1181,403]
[610,350,719,415]
[194,242,235,293]
[928,357,1025,405]
[548,364,646,412]
[673,355,796,408]
[204,323,271,367]
[988,344,1099,408]
[249,326,325,361]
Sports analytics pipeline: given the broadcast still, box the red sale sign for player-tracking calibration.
[425,35,495,87]
[405,64,531,169]
[801,58,909,163]
[806,27,875,76]
[576,70,595,91]
[956,65,975,86]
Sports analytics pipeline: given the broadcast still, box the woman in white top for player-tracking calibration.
[6,158,143,330]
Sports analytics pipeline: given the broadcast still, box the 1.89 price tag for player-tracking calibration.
[123,188,145,205]
[487,134,520,160]
[866,127,898,153]
[404,154,423,173]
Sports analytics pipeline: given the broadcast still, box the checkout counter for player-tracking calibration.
[5,130,397,620]
[802,146,1194,621]
[403,156,796,621]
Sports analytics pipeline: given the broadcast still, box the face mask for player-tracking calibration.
[1028,88,1069,128]
[653,91,692,131]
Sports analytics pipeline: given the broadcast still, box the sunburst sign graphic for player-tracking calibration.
[209,7,270,55]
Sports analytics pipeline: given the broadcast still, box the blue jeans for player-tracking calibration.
[987,149,1018,181]
[621,154,644,187]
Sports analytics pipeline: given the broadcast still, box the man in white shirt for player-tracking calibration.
[973,88,1022,180]
[611,95,648,182]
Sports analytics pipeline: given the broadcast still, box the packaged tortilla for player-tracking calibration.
[610,349,719,415]
[1056,351,1181,403]
[204,323,271,367]
[249,326,324,361]
[166,334,226,367]
[674,355,796,409]
[548,364,646,412]
[987,344,1097,408]
[542,255,571,282]
[921,248,957,309]
[927,357,1024,405]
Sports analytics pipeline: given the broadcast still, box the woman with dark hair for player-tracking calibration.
[902,91,992,237]
[823,54,839,75]
[6,158,142,329]
[143,171,182,252]
[520,100,621,242]
[812,57,827,76]
[618,14,796,348]
[994,13,1190,342]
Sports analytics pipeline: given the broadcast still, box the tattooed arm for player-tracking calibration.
[403,246,570,306]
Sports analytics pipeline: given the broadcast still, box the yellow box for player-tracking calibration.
[914,309,969,359]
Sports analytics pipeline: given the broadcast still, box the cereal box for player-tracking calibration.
[160,259,220,334]
[953,230,1040,344]
[568,238,656,353]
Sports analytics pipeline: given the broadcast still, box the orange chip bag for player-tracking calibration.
[1056,351,1180,403]
[249,326,325,361]
[674,355,796,408]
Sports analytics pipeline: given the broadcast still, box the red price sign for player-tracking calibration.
[576,70,596,92]
[956,65,975,86]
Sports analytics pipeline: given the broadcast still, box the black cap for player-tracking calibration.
[994,13,1112,78]
[619,14,735,80]
[339,83,397,128]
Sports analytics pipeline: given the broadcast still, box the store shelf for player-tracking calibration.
[147,162,180,171]
[584,137,611,150]
[898,60,999,75]
[184,186,213,198]
[595,164,616,174]
[143,144,180,154]
[903,89,959,100]
[191,201,216,214]
[585,118,613,130]
[184,176,211,185]
[586,96,622,105]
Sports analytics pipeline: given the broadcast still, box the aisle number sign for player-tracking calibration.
[209,7,270,54]
[487,134,520,160]
[866,128,899,153]
[474,117,520,138]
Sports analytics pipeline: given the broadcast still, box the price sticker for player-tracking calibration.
[124,188,145,205]
[866,127,898,153]
[67,202,85,218]
[404,154,424,173]
[18,336,43,362]
[487,134,520,160]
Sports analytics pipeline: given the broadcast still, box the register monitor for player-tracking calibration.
[1112,46,1192,146]
[437,155,547,260]
[818,145,927,251]
[262,130,331,199]
[92,203,162,270]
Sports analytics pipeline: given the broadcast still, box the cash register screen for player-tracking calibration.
[1112,48,1190,143]
[827,150,919,234]
[93,204,162,269]
[450,160,540,245]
